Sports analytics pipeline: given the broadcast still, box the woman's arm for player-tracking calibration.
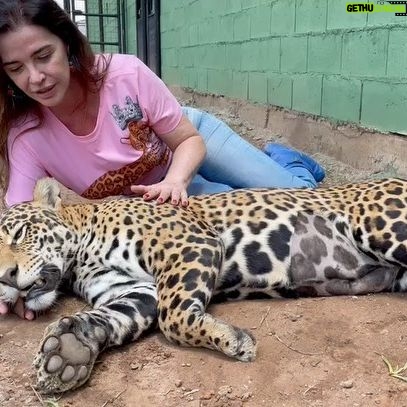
[131,115,206,206]
[6,134,48,206]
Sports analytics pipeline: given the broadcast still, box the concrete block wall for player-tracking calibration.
[160,0,407,134]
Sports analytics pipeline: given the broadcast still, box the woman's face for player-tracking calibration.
[0,24,71,108]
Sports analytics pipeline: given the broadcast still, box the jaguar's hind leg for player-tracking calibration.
[155,243,257,362]
[290,212,399,296]
[34,281,157,394]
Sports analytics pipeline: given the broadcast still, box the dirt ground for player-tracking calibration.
[1,106,407,407]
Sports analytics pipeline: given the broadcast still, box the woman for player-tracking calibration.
[0,0,324,318]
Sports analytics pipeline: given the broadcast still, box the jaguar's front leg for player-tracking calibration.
[34,281,157,394]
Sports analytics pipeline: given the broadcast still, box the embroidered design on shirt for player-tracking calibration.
[81,121,171,199]
[111,96,143,130]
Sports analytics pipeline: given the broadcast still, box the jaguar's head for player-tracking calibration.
[0,178,74,312]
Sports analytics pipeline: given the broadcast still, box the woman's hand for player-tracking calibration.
[131,179,189,207]
[0,298,35,320]
[131,114,206,207]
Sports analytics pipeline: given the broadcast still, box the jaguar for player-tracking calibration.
[0,177,406,394]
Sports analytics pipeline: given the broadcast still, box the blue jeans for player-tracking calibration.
[182,107,317,195]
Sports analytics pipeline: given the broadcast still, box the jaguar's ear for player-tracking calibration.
[33,178,62,210]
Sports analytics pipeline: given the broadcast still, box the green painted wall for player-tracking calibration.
[160,0,407,134]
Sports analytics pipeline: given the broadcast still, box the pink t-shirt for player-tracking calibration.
[6,54,183,206]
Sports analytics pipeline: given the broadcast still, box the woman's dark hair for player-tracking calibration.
[0,0,111,191]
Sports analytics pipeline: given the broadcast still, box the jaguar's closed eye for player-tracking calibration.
[13,225,27,243]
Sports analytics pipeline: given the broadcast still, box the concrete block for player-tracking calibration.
[388,28,407,78]
[225,43,242,72]
[205,44,226,70]
[342,29,388,77]
[241,41,261,71]
[281,36,308,73]
[248,72,268,103]
[257,38,281,72]
[268,73,293,108]
[207,69,233,96]
[219,14,235,42]
[249,4,272,38]
[292,74,323,115]
[197,68,208,93]
[271,0,296,34]
[322,76,362,122]
[230,71,248,100]
[162,47,178,68]
[233,10,251,41]
[361,80,407,134]
[296,0,327,33]
[308,33,342,74]
[226,0,242,14]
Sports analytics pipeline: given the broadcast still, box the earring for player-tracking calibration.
[7,84,15,97]
[68,55,79,69]
[7,85,17,110]
[7,84,25,104]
